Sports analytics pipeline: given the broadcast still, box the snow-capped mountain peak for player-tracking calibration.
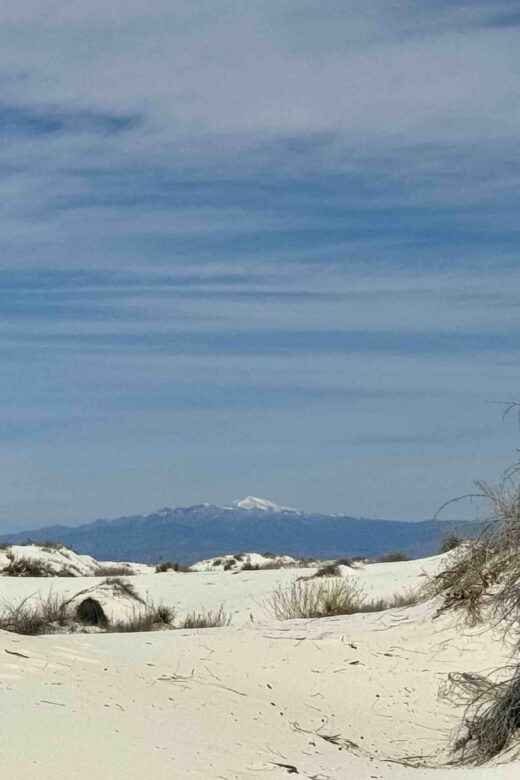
[232,496,298,513]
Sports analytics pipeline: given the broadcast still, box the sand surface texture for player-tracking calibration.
[0,553,517,779]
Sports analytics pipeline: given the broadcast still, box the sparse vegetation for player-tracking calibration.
[377,551,408,563]
[431,464,520,762]
[268,579,364,620]
[439,531,465,554]
[155,561,191,574]
[4,554,61,577]
[106,604,175,633]
[103,577,145,603]
[155,561,178,573]
[180,606,229,629]
[0,593,70,635]
[314,563,342,578]
[94,564,135,577]
[442,665,520,764]
[269,578,418,621]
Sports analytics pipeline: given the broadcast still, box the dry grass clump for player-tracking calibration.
[426,540,498,625]
[180,606,229,629]
[432,468,520,763]
[442,666,520,764]
[3,554,66,577]
[268,579,364,620]
[269,578,419,620]
[0,593,69,635]
[427,477,520,627]
[106,604,175,633]
[103,577,144,602]
[94,564,135,577]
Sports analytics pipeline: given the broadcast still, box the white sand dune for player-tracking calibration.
[0,543,152,577]
[0,552,517,779]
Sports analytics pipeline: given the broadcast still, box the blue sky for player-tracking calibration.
[0,1,518,529]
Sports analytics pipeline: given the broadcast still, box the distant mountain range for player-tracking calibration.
[0,496,482,564]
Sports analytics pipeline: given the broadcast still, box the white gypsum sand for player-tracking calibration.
[0,551,517,779]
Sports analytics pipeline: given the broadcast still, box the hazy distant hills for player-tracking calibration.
[0,496,482,564]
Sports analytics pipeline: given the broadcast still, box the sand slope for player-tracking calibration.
[0,554,517,779]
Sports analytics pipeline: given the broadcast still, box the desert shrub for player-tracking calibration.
[156,561,178,573]
[442,666,520,764]
[426,540,497,625]
[377,551,409,563]
[94,564,135,577]
[180,606,229,629]
[223,559,237,571]
[0,593,69,635]
[103,577,145,603]
[314,563,342,578]
[268,579,364,620]
[335,557,355,567]
[4,554,58,577]
[106,604,175,633]
[439,531,465,554]
[433,468,520,762]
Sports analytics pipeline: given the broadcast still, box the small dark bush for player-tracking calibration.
[223,559,237,571]
[377,552,409,563]
[439,531,465,554]
[156,561,178,573]
[94,565,135,577]
[314,564,342,578]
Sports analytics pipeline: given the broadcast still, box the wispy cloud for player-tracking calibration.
[0,1,518,526]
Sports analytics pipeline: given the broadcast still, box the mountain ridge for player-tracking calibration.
[0,496,482,564]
